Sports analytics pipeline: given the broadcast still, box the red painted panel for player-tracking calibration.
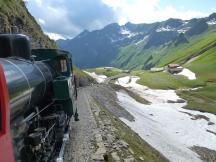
[0,64,14,162]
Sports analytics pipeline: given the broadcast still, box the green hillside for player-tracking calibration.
[133,28,216,113]
[112,39,171,70]
[179,42,216,113]
[159,26,216,67]
[109,26,216,113]
[186,46,216,82]
[87,67,123,77]
[0,0,56,48]
[113,26,216,71]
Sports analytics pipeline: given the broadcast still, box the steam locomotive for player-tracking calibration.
[0,34,78,162]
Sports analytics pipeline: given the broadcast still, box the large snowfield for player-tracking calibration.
[85,71,216,161]
[116,76,216,162]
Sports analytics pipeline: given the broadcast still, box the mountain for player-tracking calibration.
[0,0,56,48]
[57,13,216,69]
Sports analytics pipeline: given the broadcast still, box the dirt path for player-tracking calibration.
[64,87,99,162]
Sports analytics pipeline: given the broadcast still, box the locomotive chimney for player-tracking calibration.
[0,34,31,59]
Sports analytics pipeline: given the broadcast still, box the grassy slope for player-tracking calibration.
[133,69,216,113]
[132,27,216,113]
[113,26,216,71]
[88,27,216,113]
[113,39,170,70]
[0,0,56,48]
[178,47,216,113]
[159,27,216,113]
[159,26,216,67]
[178,84,216,114]
[133,70,205,90]
[186,46,216,82]
[86,67,123,77]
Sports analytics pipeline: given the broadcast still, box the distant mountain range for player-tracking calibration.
[57,13,216,69]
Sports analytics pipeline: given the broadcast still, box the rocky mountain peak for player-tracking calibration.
[163,18,183,28]
[208,12,216,20]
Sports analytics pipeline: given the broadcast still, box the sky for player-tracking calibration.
[25,0,216,40]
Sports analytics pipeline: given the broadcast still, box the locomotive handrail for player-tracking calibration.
[27,100,55,121]
[8,56,32,64]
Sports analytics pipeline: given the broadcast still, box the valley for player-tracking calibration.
[1,0,215,162]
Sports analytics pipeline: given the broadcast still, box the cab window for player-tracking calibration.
[59,59,67,73]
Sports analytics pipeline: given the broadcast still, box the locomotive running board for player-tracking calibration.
[56,132,70,162]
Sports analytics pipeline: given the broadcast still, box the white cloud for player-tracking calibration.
[35,0,42,7]
[27,0,211,38]
[27,0,117,38]
[180,5,185,9]
[102,0,209,25]
[38,18,45,25]
[45,32,66,40]
[211,8,216,12]
[102,0,160,24]
[155,5,208,21]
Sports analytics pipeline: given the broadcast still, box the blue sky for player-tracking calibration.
[25,0,216,40]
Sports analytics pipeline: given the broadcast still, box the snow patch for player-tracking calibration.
[84,71,107,83]
[120,29,138,38]
[116,76,216,162]
[135,36,149,45]
[177,27,190,33]
[156,26,175,32]
[177,68,196,80]
[116,76,181,103]
[207,19,216,25]
[121,29,131,35]
[110,37,125,43]
[183,21,189,25]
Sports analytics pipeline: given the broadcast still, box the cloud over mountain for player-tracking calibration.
[27,0,117,39]
[27,0,211,39]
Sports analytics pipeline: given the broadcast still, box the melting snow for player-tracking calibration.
[84,71,107,83]
[110,37,125,43]
[135,36,149,45]
[116,76,180,103]
[177,27,191,33]
[120,29,138,38]
[121,29,131,35]
[116,76,216,162]
[184,21,189,25]
[156,26,175,32]
[207,19,216,25]
[177,68,196,80]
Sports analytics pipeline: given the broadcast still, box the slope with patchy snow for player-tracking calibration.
[116,76,216,162]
